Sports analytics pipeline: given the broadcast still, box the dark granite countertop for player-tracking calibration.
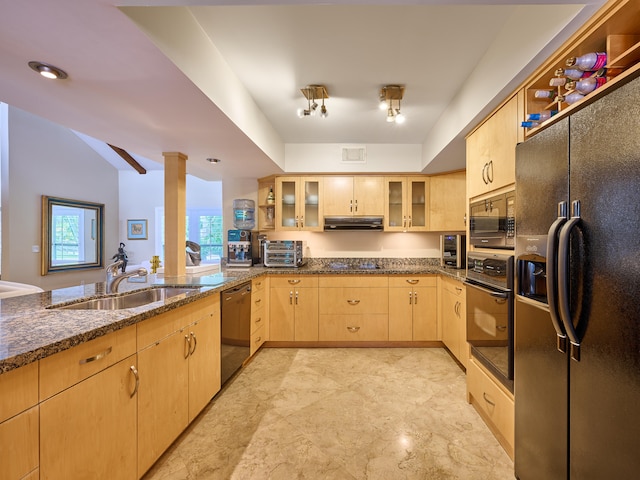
[0,259,465,374]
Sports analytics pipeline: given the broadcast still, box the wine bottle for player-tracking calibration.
[564,91,585,105]
[566,52,607,71]
[549,77,567,87]
[574,76,606,94]
[534,90,557,100]
[521,121,540,128]
[527,110,558,122]
[555,68,591,80]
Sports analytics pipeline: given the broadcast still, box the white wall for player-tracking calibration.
[118,170,223,265]
[0,106,120,290]
[285,143,422,173]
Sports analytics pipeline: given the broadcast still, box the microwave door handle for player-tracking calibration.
[463,281,508,298]
[558,200,582,361]
[546,201,569,353]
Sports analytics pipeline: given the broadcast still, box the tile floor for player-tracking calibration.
[143,348,515,479]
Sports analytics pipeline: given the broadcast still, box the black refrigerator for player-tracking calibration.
[514,72,640,480]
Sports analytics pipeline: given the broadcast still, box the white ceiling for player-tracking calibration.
[0,0,605,181]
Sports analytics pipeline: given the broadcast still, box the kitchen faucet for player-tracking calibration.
[106,260,148,294]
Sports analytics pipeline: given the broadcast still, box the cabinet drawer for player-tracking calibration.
[252,276,267,293]
[251,306,267,334]
[250,325,266,356]
[0,405,39,480]
[40,325,136,401]
[251,286,266,314]
[319,287,388,315]
[318,275,388,288]
[319,314,388,341]
[0,361,38,422]
[388,275,437,288]
[269,275,318,288]
[467,359,514,455]
[441,276,465,297]
[137,297,212,349]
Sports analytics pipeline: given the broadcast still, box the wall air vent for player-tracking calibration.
[341,146,366,164]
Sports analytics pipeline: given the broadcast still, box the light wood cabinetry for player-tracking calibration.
[137,297,220,477]
[251,277,269,355]
[439,276,467,367]
[0,361,39,480]
[428,171,467,231]
[388,276,438,341]
[467,357,514,459]
[318,276,389,341]
[466,93,523,199]
[38,326,138,480]
[384,177,430,231]
[276,176,323,231]
[323,176,384,217]
[269,276,319,341]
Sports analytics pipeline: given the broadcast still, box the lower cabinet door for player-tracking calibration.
[0,406,38,480]
[188,312,220,422]
[40,355,138,480]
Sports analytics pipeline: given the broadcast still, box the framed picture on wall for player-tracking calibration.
[127,219,147,240]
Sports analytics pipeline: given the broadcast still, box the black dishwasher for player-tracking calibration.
[220,282,252,385]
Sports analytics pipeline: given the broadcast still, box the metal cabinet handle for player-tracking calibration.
[354,199,358,212]
[346,326,360,333]
[184,334,191,359]
[295,215,299,228]
[403,216,407,228]
[347,299,360,305]
[255,298,262,306]
[414,292,418,305]
[300,216,304,228]
[406,279,419,285]
[79,346,112,365]
[350,200,353,212]
[288,279,301,285]
[408,216,412,227]
[487,160,494,183]
[496,325,507,331]
[455,286,462,293]
[482,163,489,184]
[409,292,413,305]
[289,291,293,305]
[295,291,299,305]
[255,336,262,343]
[483,392,496,407]
[190,332,197,355]
[255,316,262,324]
[129,365,139,399]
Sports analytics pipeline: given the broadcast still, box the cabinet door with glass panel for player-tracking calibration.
[275,177,323,231]
[384,177,429,232]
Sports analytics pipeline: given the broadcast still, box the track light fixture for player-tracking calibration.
[297,85,329,119]
[28,61,68,80]
[379,85,405,124]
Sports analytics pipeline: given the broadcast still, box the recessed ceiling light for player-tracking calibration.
[206,158,221,164]
[28,61,68,80]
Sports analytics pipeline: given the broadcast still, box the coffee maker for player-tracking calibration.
[227,230,253,267]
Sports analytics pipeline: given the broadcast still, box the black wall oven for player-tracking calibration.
[469,191,516,249]
[465,251,514,392]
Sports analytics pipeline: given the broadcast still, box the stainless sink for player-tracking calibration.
[51,286,202,310]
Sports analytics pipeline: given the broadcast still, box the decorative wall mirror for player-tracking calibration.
[41,195,104,274]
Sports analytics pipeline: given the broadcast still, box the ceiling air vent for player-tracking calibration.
[341,146,366,164]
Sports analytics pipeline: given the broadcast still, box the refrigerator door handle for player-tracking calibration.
[546,201,569,353]
[558,200,582,361]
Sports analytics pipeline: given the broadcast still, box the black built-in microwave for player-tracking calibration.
[469,191,515,249]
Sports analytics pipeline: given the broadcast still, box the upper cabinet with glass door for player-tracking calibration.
[384,177,429,232]
[275,177,323,231]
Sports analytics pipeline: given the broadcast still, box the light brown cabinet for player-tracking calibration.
[38,326,138,480]
[0,361,39,480]
[428,171,466,232]
[269,276,319,341]
[384,177,430,231]
[440,276,467,367]
[276,176,323,231]
[251,277,269,355]
[318,276,389,341]
[466,93,523,199]
[323,176,384,217]
[388,276,438,341]
[137,297,220,477]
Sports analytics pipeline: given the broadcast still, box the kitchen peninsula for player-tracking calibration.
[0,259,466,480]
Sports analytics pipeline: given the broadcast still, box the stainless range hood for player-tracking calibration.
[323,216,384,231]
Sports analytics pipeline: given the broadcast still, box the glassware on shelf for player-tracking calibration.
[266,187,275,205]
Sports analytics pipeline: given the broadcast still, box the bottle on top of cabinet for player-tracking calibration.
[555,68,592,80]
[573,76,607,94]
[566,52,607,71]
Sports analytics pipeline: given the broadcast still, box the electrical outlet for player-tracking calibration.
[32,245,40,253]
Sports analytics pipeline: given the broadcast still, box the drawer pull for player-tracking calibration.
[496,325,507,332]
[288,279,301,285]
[482,392,496,407]
[79,346,112,365]
[184,334,191,359]
[129,365,139,398]
[255,336,262,343]
[346,326,360,333]
[347,299,360,305]
[255,316,262,324]
[455,286,463,293]
[406,279,419,285]
[255,298,262,305]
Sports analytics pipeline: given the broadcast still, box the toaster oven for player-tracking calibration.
[263,240,306,268]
